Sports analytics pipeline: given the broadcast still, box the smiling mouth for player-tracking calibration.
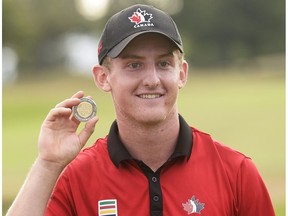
[138,94,162,99]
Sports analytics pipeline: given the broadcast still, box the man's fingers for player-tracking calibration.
[55,91,96,108]
[55,98,80,109]
[46,107,72,120]
[55,91,86,109]
[71,91,85,99]
[78,116,99,148]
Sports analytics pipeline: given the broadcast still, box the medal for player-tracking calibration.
[72,97,97,122]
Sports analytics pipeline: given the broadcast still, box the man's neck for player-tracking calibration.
[117,113,180,172]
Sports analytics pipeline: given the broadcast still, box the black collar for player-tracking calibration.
[107,115,193,167]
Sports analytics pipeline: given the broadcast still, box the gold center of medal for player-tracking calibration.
[77,101,93,118]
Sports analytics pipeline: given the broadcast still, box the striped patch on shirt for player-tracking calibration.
[98,199,118,216]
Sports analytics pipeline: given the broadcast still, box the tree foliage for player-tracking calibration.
[174,0,285,66]
[3,0,284,70]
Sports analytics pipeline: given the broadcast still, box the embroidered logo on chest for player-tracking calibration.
[182,195,205,214]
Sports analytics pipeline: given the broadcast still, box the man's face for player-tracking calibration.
[106,33,187,125]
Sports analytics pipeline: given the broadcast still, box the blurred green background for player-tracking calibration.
[2,0,285,215]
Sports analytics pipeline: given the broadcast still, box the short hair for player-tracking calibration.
[101,56,112,72]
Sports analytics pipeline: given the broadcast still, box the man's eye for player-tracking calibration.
[128,62,141,69]
[159,61,170,67]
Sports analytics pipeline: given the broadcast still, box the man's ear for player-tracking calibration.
[92,65,111,92]
[178,60,189,89]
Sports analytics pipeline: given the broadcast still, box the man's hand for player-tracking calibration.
[6,91,99,216]
[38,91,98,169]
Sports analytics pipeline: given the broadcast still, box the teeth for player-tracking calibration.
[139,94,161,99]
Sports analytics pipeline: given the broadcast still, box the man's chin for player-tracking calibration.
[135,112,169,126]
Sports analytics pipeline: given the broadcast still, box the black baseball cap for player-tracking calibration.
[98,4,183,65]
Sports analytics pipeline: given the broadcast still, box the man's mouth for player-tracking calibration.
[138,94,162,99]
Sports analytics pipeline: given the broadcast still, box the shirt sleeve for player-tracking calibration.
[236,158,275,216]
[44,172,76,216]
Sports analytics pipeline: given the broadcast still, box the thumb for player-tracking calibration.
[78,116,99,148]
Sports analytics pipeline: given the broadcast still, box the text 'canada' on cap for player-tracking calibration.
[98,4,183,65]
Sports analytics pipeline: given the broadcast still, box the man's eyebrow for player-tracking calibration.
[158,51,175,58]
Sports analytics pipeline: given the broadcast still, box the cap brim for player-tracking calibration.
[107,31,183,58]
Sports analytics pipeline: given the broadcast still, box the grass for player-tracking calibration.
[2,67,285,215]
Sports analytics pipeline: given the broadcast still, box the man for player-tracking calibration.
[7,4,275,216]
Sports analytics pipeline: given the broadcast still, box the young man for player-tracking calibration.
[7,4,275,216]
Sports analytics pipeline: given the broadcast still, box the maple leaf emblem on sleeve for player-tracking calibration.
[182,196,205,214]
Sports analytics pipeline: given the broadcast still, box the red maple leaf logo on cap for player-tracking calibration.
[130,12,142,24]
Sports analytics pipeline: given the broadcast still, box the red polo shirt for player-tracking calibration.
[45,115,275,216]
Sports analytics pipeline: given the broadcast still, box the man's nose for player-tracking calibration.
[143,66,160,88]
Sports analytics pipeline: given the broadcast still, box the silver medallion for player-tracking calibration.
[72,97,97,122]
